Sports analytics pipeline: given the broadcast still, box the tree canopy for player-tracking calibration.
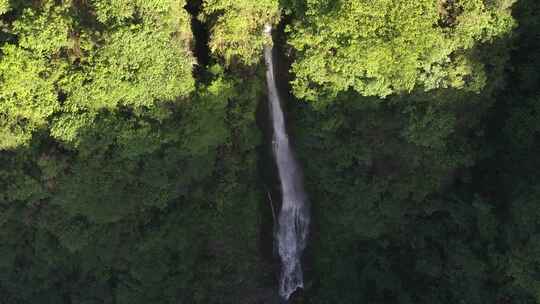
[201,0,280,65]
[288,0,516,99]
[0,0,195,149]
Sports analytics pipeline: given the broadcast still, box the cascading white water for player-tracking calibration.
[263,24,310,301]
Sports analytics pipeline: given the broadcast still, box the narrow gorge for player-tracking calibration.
[263,24,310,301]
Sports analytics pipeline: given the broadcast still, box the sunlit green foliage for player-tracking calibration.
[288,0,516,99]
[65,26,194,110]
[0,0,195,149]
[0,46,63,149]
[12,1,72,54]
[201,0,280,65]
[0,0,8,15]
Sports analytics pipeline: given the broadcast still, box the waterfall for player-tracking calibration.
[263,24,310,301]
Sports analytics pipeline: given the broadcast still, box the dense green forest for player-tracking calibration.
[0,0,539,303]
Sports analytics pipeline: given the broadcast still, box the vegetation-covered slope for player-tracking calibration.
[0,0,539,303]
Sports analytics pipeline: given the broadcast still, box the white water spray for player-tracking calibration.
[263,24,310,301]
